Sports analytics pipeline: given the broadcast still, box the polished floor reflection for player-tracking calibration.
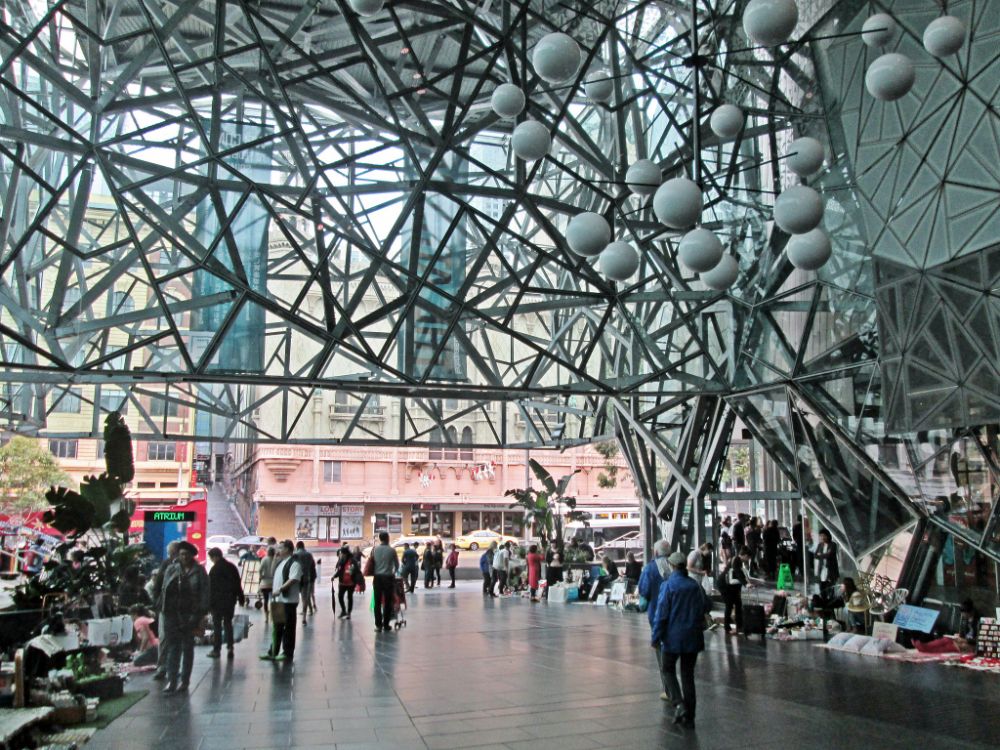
[89,584,1000,749]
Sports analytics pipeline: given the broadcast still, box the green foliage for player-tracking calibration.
[721,444,751,487]
[594,440,619,488]
[0,436,71,511]
[14,412,137,610]
[505,460,585,545]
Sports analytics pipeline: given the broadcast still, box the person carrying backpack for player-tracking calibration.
[334,547,362,619]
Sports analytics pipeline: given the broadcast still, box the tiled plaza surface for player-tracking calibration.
[89,584,1000,750]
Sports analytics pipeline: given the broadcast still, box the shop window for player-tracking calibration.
[445,426,458,460]
[160,482,177,488]
[374,512,403,535]
[462,511,481,534]
[482,511,502,532]
[147,441,176,461]
[323,460,342,483]
[460,426,473,460]
[150,396,179,417]
[52,388,82,414]
[137,481,156,488]
[433,511,454,538]
[99,389,128,414]
[429,427,443,460]
[502,512,524,537]
[411,511,431,535]
[48,439,77,459]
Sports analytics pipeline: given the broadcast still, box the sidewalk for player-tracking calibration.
[206,484,248,538]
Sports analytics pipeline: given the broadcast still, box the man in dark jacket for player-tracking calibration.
[207,547,245,659]
[651,550,712,729]
[151,540,180,681]
[158,541,209,693]
[294,541,317,625]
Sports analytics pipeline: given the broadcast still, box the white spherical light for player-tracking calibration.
[653,178,702,229]
[701,255,739,291]
[511,120,551,161]
[743,0,799,47]
[923,16,965,57]
[678,229,724,273]
[532,33,581,83]
[865,53,915,101]
[347,0,383,17]
[786,229,832,270]
[773,186,824,234]
[785,137,824,177]
[491,84,526,119]
[710,104,744,140]
[566,212,612,257]
[861,14,897,47]
[625,159,661,196]
[584,70,614,103]
[599,241,640,281]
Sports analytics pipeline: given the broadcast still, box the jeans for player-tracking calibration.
[447,567,456,586]
[493,570,507,594]
[372,575,395,629]
[661,651,698,720]
[482,570,493,595]
[211,609,234,652]
[435,567,441,585]
[404,568,417,593]
[270,602,297,658]
[300,581,314,616]
[723,584,743,632]
[338,584,354,614]
[424,568,435,588]
[162,613,196,686]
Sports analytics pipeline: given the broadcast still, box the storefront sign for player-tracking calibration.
[143,511,196,522]
[318,505,339,516]
[340,504,364,516]
[296,505,320,518]
[413,503,439,510]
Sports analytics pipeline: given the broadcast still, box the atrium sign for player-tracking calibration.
[143,511,196,522]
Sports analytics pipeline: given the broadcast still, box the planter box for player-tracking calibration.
[75,675,123,700]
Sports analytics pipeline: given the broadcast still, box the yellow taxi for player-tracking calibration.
[455,529,519,550]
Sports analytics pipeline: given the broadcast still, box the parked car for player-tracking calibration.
[206,534,236,556]
[230,535,268,556]
[362,535,441,559]
[455,529,519,551]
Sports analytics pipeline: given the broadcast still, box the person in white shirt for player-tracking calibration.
[261,540,302,662]
[492,542,511,595]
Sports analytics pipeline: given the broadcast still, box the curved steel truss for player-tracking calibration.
[1,1,999,566]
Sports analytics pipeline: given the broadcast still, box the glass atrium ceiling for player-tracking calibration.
[1,1,998,562]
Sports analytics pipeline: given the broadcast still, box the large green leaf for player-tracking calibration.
[556,470,580,497]
[529,459,557,494]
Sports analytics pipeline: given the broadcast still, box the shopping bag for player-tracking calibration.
[363,554,374,577]
[232,613,251,642]
[270,601,286,625]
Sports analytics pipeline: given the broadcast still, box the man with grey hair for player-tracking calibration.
[638,539,672,701]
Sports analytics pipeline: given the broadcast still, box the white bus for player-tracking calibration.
[564,509,641,560]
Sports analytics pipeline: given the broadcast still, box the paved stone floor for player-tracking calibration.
[90,583,1000,750]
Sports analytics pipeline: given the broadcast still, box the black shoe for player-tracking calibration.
[682,718,695,729]
[383,626,393,632]
[227,648,234,659]
[672,705,686,725]
[206,650,220,659]
[177,682,189,693]
[162,682,177,694]
[152,671,166,681]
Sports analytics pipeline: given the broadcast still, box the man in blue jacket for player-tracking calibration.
[638,540,671,698]
[479,543,496,598]
[651,550,712,728]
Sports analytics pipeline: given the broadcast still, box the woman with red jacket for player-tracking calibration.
[526,544,544,602]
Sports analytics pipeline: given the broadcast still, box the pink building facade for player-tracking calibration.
[236,445,636,546]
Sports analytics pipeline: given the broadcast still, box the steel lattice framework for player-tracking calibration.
[2,0,999,572]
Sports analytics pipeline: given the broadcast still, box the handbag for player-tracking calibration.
[270,600,286,625]
[363,554,375,577]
